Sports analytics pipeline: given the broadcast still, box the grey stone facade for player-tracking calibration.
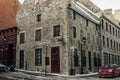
[16,0,120,75]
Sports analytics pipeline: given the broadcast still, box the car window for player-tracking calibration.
[102,65,113,69]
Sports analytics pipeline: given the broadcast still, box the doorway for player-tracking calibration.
[51,47,60,73]
[88,51,92,71]
[8,44,14,66]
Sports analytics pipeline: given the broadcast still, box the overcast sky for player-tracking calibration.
[19,0,120,10]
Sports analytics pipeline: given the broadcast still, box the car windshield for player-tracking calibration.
[102,65,113,69]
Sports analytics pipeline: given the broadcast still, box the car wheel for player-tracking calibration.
[112,73,115,78]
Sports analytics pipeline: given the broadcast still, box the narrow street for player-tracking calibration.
[1,72,120,80]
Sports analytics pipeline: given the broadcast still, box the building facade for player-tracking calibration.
[101,15,120,66]
[0,0,21,66]
[16,0,104,75]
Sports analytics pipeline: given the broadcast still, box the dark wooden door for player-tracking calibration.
[88,52,92,71]
[20,50,24,69]
[51,47,60,73]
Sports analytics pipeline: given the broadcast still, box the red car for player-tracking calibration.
[98,64,120,78]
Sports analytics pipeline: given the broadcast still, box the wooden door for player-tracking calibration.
[51,47,60,73]
[20,50,24,69]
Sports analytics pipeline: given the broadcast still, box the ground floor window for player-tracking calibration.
[35,48,42,66]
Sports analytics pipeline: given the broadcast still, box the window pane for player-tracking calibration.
[20,33,25,44]
[35,29,41,41]
[53,25,60,37]
[35,49,42,65]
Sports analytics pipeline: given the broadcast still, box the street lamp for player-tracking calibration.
[80,37,87,74]
[70,47,74,75]
[45,44,48,77]
[1,35,6,64]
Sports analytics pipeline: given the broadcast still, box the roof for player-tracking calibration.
[68,1,100,24]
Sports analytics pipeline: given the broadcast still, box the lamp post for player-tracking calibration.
[45,44,48,77]
[1,35,6,64]
[80,37,87,74]
[70,47,74,75]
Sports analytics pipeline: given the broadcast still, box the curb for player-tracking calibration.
[15,69,98,77]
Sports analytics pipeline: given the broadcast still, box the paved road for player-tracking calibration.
[1,72,120,80]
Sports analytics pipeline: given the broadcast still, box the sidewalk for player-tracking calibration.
[16,69,98,78]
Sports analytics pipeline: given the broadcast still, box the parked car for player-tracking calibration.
[98,64,120,78]
[0,63,6,72]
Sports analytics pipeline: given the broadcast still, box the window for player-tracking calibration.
[117,42,118,50]
[73,11,76,20]
[96,24,99,30]
[113,27,114,35]
[111,39,112,49]
[107,38,109,48]
[101,19,104,30]
[86,19,89,26]
[35,29,41,41]
[73,27,76,38]
[114,41,115,49]
[74,49,78,67]
[94,53,97,67]
[119,43,120,51]
[20,32,25,44]
[109,25,111,34]
[106,22,108,31]
[35,49,42,65]
[102,36,105,46]
[37,14,41,22]
[116,29,117,36]
[53,25,60,37]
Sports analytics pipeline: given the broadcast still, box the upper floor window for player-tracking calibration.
[102,36,105,46]
[35,29,41,41]
[53,25,60,37]
[101,19,104,30]
[110,39,112,49]
[37,14,41,22]
[20,32,25,44]
[106,22,108,31]
[35,48,42,65]
[113,27,114,35]
[73,11,76,20]
[116,29,117,36]
[86,19,89,26]
[73,26,76,38]
[107,38,109,48]
[109,25,111,34]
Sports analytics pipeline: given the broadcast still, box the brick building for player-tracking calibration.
[0,0,21,66]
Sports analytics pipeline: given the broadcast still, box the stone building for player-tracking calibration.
[16,0,104,75]
[101,15,120,66]
[0,0,21,66]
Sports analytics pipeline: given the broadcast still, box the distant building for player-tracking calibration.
[101,15,120,66]
[0,0,21,66]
